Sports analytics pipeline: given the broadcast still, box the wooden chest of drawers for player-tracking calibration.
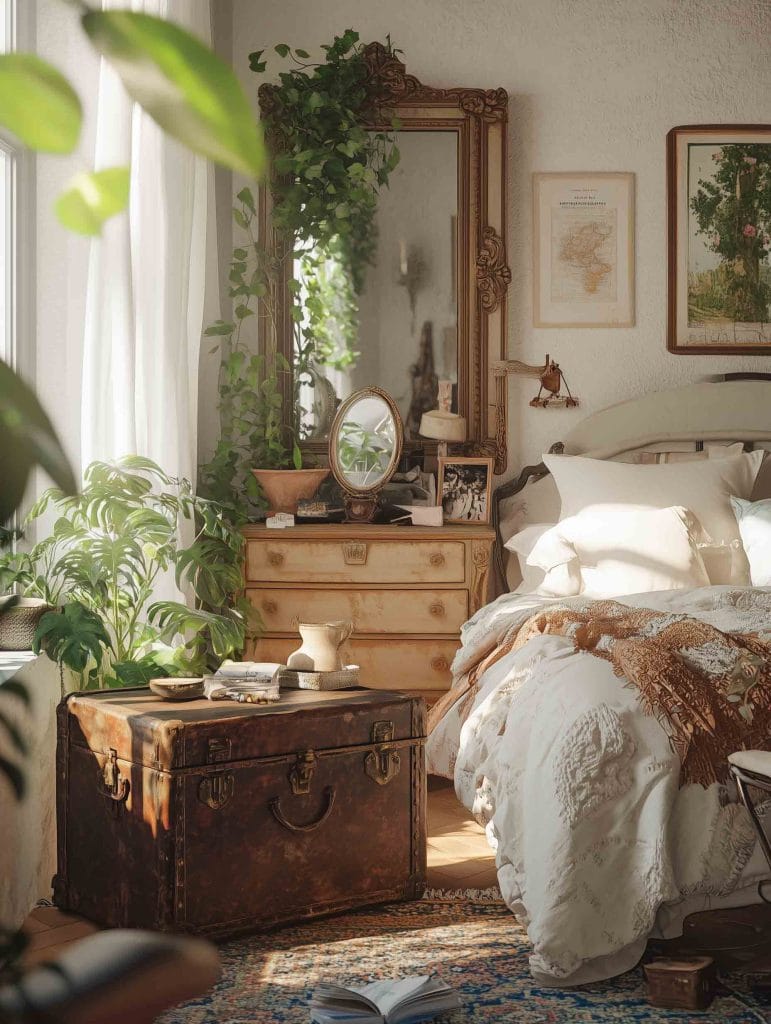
[243,523,495,697]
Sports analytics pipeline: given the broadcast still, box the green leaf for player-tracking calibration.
[82,10,265,180]
[248,49,265,71]
[204,321,235,337]
[34,603,112,674]
[274,43,290,58]
[235,303,254,319]
[0,53,82,153]
[0,359,77,522]
[237,187,256,214]
[295,48,310,59]
[55,166,130,236]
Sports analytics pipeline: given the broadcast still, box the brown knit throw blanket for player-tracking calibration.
[507,600,771,787]
[430,599,771,788]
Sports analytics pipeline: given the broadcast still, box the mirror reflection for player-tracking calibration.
[333,393,399,491]
[296,131,459,442]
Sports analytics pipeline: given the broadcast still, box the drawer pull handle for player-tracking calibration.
[429,601,445,617]
[269,786,336,833]
[431,656,449,673]
[263,599,278,615]
[268,551,285,567]
[429,552,445,568]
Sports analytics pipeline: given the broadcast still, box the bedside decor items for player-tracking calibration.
[418,409,467,458]
[278,665,360,691]
[329,387,404,523]
[533,172,635,328]
[667,124,771,354]
[148,677,205,702]
[286,620,354,673]
[54,688,427,935]
[437,457,494,525]
[251,467,330,516]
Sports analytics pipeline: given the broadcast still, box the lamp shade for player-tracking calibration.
[418,409,467,443]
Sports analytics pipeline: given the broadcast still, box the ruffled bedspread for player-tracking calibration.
[426,586,771,985]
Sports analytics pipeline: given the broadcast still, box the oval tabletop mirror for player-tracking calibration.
[329,387,404,522]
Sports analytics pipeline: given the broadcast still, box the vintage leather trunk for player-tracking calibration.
[54,687,426,938]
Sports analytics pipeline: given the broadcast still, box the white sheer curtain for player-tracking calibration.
[80,0,212,486]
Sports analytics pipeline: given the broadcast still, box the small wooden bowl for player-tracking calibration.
[149,677,204,701]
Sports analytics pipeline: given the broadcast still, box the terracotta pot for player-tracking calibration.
[251,467,330,515]
[0,597,53,652]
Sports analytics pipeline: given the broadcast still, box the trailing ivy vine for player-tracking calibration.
[199,29,400,514]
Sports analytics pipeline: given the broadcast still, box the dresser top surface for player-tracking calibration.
[242,522,496,540]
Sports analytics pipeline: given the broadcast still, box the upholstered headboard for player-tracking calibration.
[492,376,771,590]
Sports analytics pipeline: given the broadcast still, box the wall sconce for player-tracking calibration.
[492,354,579,409]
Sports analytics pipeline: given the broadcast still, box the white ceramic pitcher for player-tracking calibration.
[286,620,354,673]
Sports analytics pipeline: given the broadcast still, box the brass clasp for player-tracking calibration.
[289,750,316,795]
[365,721,400,786]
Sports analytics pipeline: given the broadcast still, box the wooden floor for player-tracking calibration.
[20,777,496,967]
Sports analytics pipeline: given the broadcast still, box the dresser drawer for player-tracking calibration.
[246,538,466,585]
[248,588,468,635]
[250,637,457,690]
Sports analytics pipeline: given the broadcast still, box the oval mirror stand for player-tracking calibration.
[328,387,404,523]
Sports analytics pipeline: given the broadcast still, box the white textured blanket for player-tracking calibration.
[426,586,771,985]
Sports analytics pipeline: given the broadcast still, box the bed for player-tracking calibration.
[425,378,771,986]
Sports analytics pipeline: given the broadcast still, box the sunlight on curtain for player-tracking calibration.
[80,0,212,487]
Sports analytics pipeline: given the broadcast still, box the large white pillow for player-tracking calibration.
[543,450,764,585]
[731,497,771,586]
[504,522,556,592]
[528,505,711,599]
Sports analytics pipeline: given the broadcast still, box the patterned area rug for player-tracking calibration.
[158,898,769,1023]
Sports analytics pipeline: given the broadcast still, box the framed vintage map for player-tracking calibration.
[667,124,771,354]
[533,172,635,327]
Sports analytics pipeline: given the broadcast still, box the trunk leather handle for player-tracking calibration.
[269,786,336,832]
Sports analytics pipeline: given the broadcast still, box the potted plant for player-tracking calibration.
[0,457,255,689]
[199,31,401,519]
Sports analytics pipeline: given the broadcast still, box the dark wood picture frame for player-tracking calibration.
[667,124,771,355]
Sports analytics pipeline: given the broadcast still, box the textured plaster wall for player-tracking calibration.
[225,0,771,474]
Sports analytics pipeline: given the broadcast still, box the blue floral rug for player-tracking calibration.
[158,898,770,1023]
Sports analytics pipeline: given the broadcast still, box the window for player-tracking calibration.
[0,0,22,370]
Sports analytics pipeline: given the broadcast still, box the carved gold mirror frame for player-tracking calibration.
[258,43,511,473]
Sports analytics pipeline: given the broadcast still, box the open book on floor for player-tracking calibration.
[310,975,461,1024]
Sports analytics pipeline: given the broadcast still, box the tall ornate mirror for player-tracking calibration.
[258,43,511,472]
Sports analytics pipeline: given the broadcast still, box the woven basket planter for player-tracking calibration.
[0,597,53,652]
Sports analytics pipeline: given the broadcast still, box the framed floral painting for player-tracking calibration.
[667,124,771,354]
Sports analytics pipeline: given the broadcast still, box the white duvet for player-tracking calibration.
[426,585,771,985]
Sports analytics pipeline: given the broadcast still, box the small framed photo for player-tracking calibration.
[667,124,771,354]
[437,457,494,525]
[533,171,635,327]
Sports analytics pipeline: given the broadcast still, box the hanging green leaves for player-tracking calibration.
[81,10,265,180]
[0,54,82,153]
[55,166,131,236]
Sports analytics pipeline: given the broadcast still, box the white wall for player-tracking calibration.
[223,0,771,474]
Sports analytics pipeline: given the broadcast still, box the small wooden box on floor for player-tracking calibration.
[643,957,716,1011]
[243,523,495,699]
[55,688,426,938]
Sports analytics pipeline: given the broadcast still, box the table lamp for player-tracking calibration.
[418,409,467,457]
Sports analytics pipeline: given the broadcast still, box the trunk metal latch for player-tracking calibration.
[365,721,400,786]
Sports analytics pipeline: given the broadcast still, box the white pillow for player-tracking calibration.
[504,522,556,592]
[731,497,771,586]
[528,505,711,599]
[543,450,764,585]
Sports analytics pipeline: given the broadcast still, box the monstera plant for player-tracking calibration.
[0,457,254,691]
